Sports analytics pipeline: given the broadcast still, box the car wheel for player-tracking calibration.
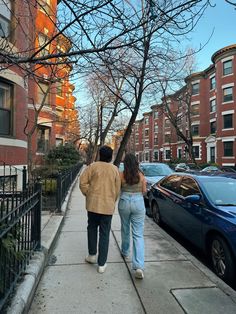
[151,201,161,225]
[210,235,235,285]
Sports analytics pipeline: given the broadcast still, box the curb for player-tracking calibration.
[7,169,82,314]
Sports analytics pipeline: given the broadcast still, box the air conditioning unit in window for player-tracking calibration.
[0,18,9,38]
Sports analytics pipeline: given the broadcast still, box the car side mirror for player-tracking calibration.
[185,194,201,204]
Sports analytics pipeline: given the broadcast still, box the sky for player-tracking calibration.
[191,1,236,71]
[76,1,236,110]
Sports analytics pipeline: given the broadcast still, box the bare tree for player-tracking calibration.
[160,82,198,164]
[82,1,211,165]
[225,0,236,8]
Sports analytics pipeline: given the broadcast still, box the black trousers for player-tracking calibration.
[87,211,112,266]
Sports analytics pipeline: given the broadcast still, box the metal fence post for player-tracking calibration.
[35,179,42,250]
[22,166,27,191]
[56,173,62,212]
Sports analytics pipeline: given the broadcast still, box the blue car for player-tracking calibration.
[148,173,236,285]
[139,162,173,200]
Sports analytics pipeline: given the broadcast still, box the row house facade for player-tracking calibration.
[0,0,79,185]
[129,44,236,167]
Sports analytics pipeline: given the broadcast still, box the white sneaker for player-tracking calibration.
[85,255,97,264]
[97,263,107,274]
[135,269,144,279]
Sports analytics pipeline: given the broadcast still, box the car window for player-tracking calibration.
[160,175,181,193]
[201,178,236,205]
[140,164,173,177]
[179,177,201,197]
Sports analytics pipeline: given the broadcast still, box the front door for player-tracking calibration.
[210,147,215,163]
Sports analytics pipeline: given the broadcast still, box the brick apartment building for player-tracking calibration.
[0,0,79,184]
[128,44,236,167]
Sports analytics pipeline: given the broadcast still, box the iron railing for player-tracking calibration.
[41,162,82,211]
[0,161,82,310]
[0,182,42,312]
[0,161,27,193]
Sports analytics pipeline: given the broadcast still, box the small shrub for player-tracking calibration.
[42,179,57,194]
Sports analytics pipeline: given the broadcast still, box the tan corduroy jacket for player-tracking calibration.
[79,161,121,215]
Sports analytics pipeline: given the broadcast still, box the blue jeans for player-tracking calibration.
[118,192,145,270]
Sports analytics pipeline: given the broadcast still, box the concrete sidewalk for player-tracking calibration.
[8,175,236,314]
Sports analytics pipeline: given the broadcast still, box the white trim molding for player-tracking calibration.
[0,138,27,148]
[191,101,200,106]
[221,56,234,63]
[222,137,235,142]
[0,69,26,89]
[222,83,234,89]
[221,110,234,115]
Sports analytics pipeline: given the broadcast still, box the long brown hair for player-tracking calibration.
[123,153,140,185]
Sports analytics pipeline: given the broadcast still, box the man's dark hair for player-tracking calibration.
[99,145,113,162]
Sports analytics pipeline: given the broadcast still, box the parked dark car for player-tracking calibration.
[148,173,236,285]
[200,166,220,173]
[175,163,201,173]
[139,162,173,200]
[175,163,190,172]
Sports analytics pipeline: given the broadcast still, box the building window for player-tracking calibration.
[192,83,199,95]
[144,129,149,136]
[177,116,182,127]
[192,146,200,158]
[38,0,51,14]
[154,136,158,145]
[37,126,50,153]
[154,124,158,132]
[56,138,63,146]
[191,103,199,116]
[177,148,182,159]
[223,114,233,129]
[165,119,170,128]
[0,81,12,136]
[38,33,50,56]
[165,149,171,160]
[154,111,158,119]
[191,125,199,136]
[223,60,233,76]
[210,76,216,90]
[57,81,63,97]
[135,135,139,143]
[144,117,149,124]
[223,141,234,157]
[223,87,233,102]
[210,99,216,112]
[145,152,149,161]
[38,82,50,105]
[210,121,216,134]
[145,140,149,148]
[0,0,11,38]
[165,134,171,143]
[153,151,158,161]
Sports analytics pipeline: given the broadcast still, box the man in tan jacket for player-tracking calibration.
[79,145,121,274]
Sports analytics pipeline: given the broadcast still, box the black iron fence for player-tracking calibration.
[41,162,82,211]
[0,161,82,311]
[0,182,42,312]
[0,162,27,193]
